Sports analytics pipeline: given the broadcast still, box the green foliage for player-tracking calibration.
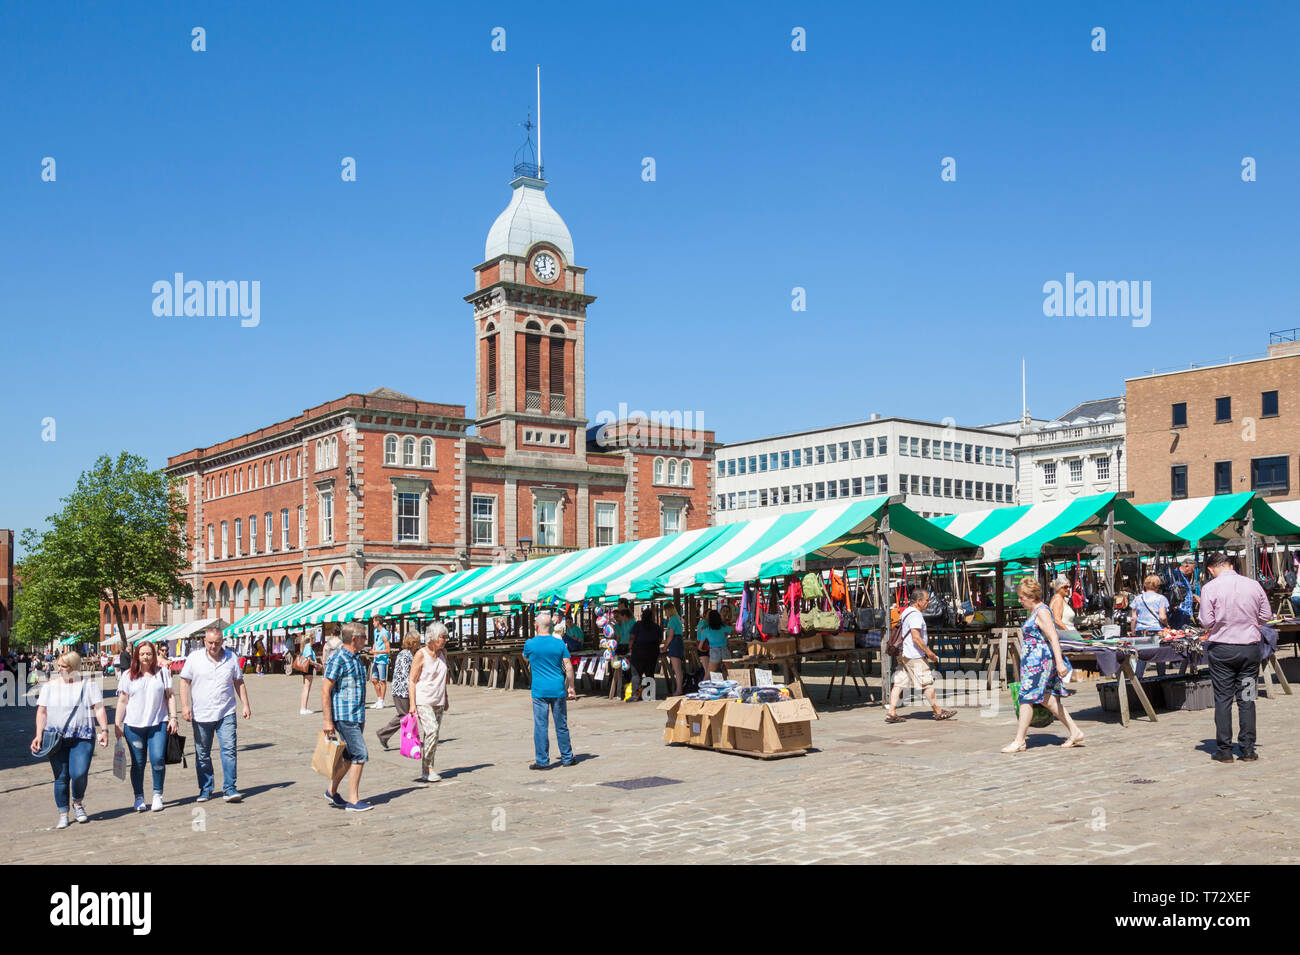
[14,452,191,647]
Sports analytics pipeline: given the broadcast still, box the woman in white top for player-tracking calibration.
[114,641,179,812]
[407,623,450,783]
[30,651,110,829]
[1049,576,1077,632]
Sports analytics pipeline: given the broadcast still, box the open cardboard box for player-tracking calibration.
[658,696,730,746]
[720,697,819,754]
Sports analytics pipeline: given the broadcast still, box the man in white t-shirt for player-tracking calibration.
[179,627,252,803]
[884,589,956,722]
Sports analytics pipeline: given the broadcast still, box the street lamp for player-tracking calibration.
[517,537,533,561]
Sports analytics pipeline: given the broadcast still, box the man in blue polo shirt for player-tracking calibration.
[523,612,576,770]
[322,623,372,812]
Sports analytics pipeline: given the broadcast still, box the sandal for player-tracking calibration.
[1000,741,1027,754]
[933,709,957,721]
[884,713,904,724]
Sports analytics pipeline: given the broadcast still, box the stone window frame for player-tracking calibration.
[389,476,432,546]
[529,487,567,548]
[470,493,498,547]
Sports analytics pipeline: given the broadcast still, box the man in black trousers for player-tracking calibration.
[1199,553,1272,762]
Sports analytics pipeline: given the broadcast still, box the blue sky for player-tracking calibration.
[3,1,1297,549]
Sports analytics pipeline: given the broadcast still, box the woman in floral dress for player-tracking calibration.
[1001,578,1085,753]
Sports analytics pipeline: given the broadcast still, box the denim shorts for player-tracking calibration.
[371,657,389,681]
[334,720,368,764]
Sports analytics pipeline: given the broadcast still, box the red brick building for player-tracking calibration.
[1126,333,1300,504]
[1,529,14,653]
[153,166,716,627]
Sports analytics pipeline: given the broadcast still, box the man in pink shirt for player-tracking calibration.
[1199,552,1271,762]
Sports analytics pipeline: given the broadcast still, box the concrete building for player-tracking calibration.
[993,398,1128,506]
[1125,331,1300,504]
[713,416,1018,522]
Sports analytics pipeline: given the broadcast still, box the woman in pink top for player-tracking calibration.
[407,623,450,783]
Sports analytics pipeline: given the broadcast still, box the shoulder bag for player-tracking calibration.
[33,680,88,759]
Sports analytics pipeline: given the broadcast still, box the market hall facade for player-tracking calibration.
[144,167,716,631]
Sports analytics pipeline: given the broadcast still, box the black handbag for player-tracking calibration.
[165,732,187,767]
[33,681,87,758]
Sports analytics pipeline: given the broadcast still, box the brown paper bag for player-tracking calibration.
[311,730,345,779]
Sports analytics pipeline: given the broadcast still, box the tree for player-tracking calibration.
[15,452,191,650]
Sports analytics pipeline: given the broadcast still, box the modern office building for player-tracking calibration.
[713,416,1019,522]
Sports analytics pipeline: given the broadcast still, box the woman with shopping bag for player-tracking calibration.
[113,641,179,813]
[407,623,450,783]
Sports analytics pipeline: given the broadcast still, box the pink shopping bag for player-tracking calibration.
[399,714,422,760]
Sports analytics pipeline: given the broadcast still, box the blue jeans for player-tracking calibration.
[531,697,573,767]
[48,738,95,813]
[124,722,167,797]
[192,713,238,797]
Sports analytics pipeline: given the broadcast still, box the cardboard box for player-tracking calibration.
[822,632,855,650]
[659,696,733,746]
[756,637,797,658]
[795,634,823,653]
[721,697,819,754]
[658,696,692,743]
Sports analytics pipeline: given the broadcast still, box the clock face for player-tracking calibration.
[532,252,558,282]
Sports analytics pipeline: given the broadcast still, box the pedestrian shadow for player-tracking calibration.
[1194,738,1230,755]
[566,753,599,766]
[168,781,295,806]
[367,786,421,805]
[436,763,492,779]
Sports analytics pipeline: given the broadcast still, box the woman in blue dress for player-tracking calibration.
[1001,578,1085,753]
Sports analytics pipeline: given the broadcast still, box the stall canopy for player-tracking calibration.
[1135,493,1300,545]
[144,618,226,645]
[640,496,980,594]
[929,493,1184,563]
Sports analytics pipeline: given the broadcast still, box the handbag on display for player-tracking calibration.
[799,610,819,632]
[785,579,802,635]
[801,572,825,601]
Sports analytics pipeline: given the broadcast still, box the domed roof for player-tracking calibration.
[484,176,575,264]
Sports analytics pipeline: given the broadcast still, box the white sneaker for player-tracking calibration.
[425,772,442,783]
[371,700,384,709]
[73,804,88,824]
[299,708,312,715]
[56,815,69,830]
[151,794,164,812]
[223,791,242,803]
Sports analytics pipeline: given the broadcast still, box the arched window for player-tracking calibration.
[103,607,111,624]
[420,438,433,468]
[280,577,293,606]
[263,577,275,605]
[295,576,304,602]
[524,324,542,409]
[653,457,664,484]
[315,441,321,471]
[549,330,566,411]
[328,570,344,593]
[384,435,398,465]
[130,606,139,625]
[680,459,692,486]
[310,572,326,595]
[248,579,260,609]
[403,437,416,467]
[206,584,216,608]
[233,582,245,610]
[332,437,338,467]
[219,583,230,607]
[667,459,678,485]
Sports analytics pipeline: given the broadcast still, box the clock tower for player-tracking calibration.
[466,158,596,461]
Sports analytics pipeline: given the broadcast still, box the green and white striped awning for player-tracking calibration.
[643,497,979,593]
[223,607,281,636]
[1135,493,1300,545]
[370,567,492,617]
[143,618,227,643]
[930,493,1184,563]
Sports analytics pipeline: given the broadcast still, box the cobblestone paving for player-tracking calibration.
[2,661,1297,865]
